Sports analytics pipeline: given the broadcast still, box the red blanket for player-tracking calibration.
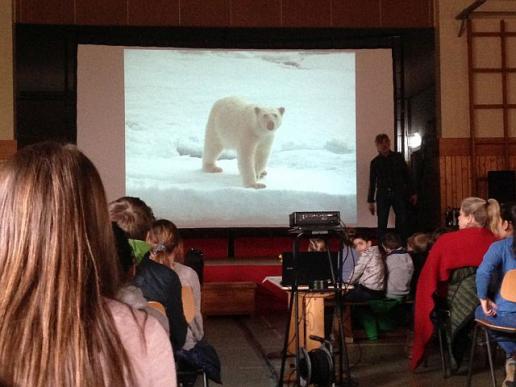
[411,227,496,369]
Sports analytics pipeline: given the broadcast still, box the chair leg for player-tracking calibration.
[203,371,209,387]
[437,326,448,378]
[466,323,478,387]
[446,329,457,374]
[483,328,497,387]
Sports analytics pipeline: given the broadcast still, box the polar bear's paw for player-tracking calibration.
[246,182,266,189]
[258,170,268,179]
[203,164,223,173]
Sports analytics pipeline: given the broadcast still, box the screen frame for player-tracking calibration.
[29,26,409,234]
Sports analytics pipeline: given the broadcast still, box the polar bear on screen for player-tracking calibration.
[202,97,285,189]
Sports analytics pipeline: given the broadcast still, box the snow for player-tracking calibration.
[124,48,356,228]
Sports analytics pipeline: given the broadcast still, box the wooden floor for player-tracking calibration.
[200,311,509,387]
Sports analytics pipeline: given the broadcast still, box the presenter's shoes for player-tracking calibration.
[504,358,516,387]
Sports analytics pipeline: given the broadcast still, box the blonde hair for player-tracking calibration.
[109,196,155,240]
[146,219,184,267]
[0,143,134,386]
[461,196,500,230]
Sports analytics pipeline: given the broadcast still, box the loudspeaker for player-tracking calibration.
[488,170,516,203]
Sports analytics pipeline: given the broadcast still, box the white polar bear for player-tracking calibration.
[202,97,285,189]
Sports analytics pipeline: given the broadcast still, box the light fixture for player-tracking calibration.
[408,132,422,149]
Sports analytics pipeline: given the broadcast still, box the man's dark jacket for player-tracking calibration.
[367,151,415,203]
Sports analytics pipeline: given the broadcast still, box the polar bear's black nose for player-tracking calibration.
[267,121,275,130]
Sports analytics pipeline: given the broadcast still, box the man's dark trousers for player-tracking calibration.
[376,189,409,242]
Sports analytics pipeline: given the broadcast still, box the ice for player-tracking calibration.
[124,49,357,227]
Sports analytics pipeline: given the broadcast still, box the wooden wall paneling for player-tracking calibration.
[17,0,74,24]
[128,0,180,26]
[464,156,470,201]
[462,156,471,200]
[450,156,457,206]
[498,155,506,170]
[281,0,331,27]
[76,0,127,25]
[332,0,381,28]
[485,156,494,173]
[478,180,488,200]
[12,0,439,28]
[457,156,464,203]
[476,155,485,182]
[445,156,453,208]
[230,0,281,27]
[438,152,480,212]
[452,155,459,205]
[441,158,447,222]
[380,0,433,28]
[439,157,446,218]
[180,0,230,27]
[492,155,500,170]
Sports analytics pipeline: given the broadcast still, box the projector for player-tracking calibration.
[289,211,341,229]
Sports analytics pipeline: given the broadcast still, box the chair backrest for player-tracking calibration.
[182,286,196,323]
[147,300,166,316]
[500,269,516,302]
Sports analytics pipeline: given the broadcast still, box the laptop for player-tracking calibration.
[280,248,357,287]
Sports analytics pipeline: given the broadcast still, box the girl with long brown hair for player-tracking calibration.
[146,219,203,351]
[0,143,176,386]
[146,219,222,384]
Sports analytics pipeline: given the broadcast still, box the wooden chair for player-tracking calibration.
[466,269,516,387]
[147,296,209,386]
[182,287,196,324]
[147,300,167,316]
[178,286,209,387]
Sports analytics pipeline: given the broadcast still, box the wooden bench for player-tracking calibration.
[202,281,257,316]
[339,298,414,342]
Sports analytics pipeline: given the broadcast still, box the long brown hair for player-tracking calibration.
[0,143,134,386]
[146,219,185,267]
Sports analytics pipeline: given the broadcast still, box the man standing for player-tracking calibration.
[367,133,417,242]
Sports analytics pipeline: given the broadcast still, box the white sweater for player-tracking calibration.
[349,245,385,291]
[107,298,176,386]
[385,249,414,299]
[173,262,204,351]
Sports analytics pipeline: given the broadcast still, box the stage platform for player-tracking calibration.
[203,257,286,315]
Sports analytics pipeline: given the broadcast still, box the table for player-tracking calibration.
[263,276,354,352]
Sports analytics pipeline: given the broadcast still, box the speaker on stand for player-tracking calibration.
[488,170,516,203]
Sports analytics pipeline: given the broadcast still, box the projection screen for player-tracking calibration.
[77,45,394,228]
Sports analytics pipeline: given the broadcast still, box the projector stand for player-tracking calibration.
[278,229,357,387]
[278,233,303,387]
[331,239,357,387]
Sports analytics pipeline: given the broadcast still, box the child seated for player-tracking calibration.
[382,232,414,300]
[308,238,327,252]
[344,234,385,302]
[407,232,431,296]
